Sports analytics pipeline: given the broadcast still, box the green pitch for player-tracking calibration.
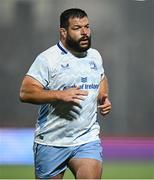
[0,161,154,179]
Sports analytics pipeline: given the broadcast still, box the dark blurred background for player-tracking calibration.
[0,0,154,136]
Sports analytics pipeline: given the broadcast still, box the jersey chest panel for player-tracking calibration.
[48,56,101,91]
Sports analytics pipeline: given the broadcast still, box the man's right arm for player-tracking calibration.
[19,76,88,105]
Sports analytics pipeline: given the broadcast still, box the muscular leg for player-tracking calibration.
[68,158,103,179]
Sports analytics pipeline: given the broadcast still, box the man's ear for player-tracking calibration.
[60,28,67,39]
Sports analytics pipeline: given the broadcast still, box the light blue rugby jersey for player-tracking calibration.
[27,41,105,146]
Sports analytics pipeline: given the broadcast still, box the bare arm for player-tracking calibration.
[98,75,109,100]
[98,75,111,116]
[19,76,88,104]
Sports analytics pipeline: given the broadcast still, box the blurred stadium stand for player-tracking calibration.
[0,128,154,164]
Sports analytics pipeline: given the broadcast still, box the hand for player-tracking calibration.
[98,93,111,116]
[60,86,88,104]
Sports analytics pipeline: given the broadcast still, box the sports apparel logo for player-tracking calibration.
[61,63,70,69]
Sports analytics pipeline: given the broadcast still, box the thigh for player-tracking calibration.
[34,143,70,179]
[68,158,102,179]
[68,140,103,179]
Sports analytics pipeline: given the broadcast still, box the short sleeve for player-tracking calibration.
[96,51,105,80]
[100,58,105,80]
[26,55,49,87]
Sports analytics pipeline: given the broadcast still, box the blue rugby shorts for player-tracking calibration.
[33,140,103,178]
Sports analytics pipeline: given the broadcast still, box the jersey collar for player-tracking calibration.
[57,41,88,58]
[57,41,68,54]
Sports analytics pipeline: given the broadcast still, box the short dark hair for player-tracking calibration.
[60,8,88,29]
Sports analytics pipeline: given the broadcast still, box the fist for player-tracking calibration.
[98,94,111,116]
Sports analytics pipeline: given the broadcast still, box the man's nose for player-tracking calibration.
[81,27,88,35]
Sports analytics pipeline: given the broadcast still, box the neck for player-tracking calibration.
[60,39,87,58]
[68,48,87,58]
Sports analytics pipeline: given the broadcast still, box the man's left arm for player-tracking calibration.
[98,75,112,116]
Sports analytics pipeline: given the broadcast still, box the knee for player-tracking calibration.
[75,166,102,179]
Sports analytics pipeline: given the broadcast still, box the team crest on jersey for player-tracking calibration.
[81,77,87,83]
[89,61,97,70]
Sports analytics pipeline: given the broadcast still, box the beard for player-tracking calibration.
[65,34,91,53]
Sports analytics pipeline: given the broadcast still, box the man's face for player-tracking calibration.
[65,17,91,52]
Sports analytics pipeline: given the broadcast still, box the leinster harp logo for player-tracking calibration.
[89,61,97,70]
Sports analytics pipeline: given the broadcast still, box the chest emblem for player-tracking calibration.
[89,61,97,70]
